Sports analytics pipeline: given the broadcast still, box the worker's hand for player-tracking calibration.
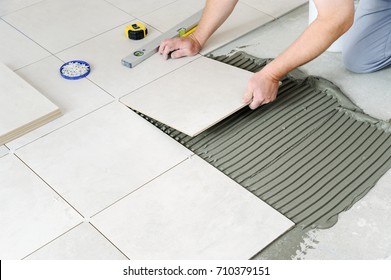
[159,34,202,60]
[243,69,280,110]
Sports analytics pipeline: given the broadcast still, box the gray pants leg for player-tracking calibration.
[342,0,391,73]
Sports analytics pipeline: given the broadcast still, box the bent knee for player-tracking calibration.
[342,43,389,73]
[342,46,369,73]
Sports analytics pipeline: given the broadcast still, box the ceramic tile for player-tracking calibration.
[240,0,308,18]
[7,56,113,151]
[25,222,127,260]
[200,2,274,55]
[0,19,50,70]
[0,154,82,259]
[140,0,273,55]
[16,102,192,218]
[0,145,9,158]
[139,0,206,33]
[0,0,43,16]
[121,56,252,137]
[105,0,177,18]
[92,156,294,260]
[57,21,200,98]
[2,0,133,53]
[0,62,61,146]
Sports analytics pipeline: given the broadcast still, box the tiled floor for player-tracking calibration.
[2,0,389,260]
[0,0,300,260]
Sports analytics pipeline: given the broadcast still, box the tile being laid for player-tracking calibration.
[121,56,253,137]
[7,56,113,151]
[91,156,294,260]
[16,102,192,218]
[0,19,50,70]
[25,222,127,260]
[240,0,308,19]
[105,0,177,18]
[2,0,133,53]
[0,154,82,259]
[57,21,200,98]
[0,62,61,146]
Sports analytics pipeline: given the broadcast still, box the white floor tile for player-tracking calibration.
[121,56,252,137]
[7,56,113,151]
[2,0,133,53]
[92,156,294,260]
[57,21,199,98]
[16,102,192,218]
[0,0,42,16]
[0,154,82,259]
[26,222,127,260]
[139,0,273,55]
[105,0,177,18]
[0,19,50,70]
[240,0,308,18]
[200,2,274,55]
[0,145,9,158]
[0,62,61,146]
[139,0,206,33]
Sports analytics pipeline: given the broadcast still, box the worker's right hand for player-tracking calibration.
[243,68,281,110]
[159,34,202,60]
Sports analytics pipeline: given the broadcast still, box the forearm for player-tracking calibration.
[264,0,354,81]
[192,0,239,47]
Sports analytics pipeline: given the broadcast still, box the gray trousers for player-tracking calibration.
[342,0,391,73]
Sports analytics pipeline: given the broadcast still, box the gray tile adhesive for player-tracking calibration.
[133,51,391,230]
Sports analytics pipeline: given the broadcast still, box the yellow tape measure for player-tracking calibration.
[125,22,148,40]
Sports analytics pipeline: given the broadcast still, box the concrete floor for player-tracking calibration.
[212,4,391,260]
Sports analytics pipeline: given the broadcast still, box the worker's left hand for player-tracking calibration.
[159,35,202,60]
[243,69,280,110]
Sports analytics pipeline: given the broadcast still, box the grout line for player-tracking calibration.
[90,156,191,219]
[0,0,45,18]
[52,18,135,55]
[120,55,202,98]
[13,153,86,219]
[88,222,130,260]
[11,101,116,152]
[21,221,83,260]
[238,1,277,20]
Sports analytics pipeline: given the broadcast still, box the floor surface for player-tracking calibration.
[1,0,390,260]
[213,4,391,260]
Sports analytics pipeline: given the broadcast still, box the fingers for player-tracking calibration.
[170,49,188,59]
[159,37,200,59]
[243,74,281,110]
[249,98,264,110]
[159,39,180,60]
[242,88,253,104]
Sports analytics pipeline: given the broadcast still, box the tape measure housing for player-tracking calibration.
[126,22,148,40]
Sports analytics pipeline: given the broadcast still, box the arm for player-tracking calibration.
[244,0,355,109]
[158,0,238,59]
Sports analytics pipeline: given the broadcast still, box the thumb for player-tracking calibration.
[242,88,253,104]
